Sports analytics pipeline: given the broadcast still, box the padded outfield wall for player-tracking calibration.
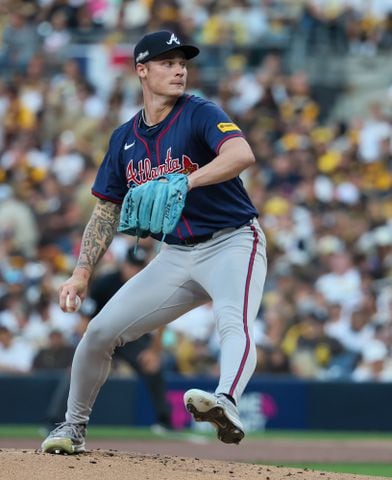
[1,373,391,431]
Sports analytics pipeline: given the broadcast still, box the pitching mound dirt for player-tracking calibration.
[0,449,388,480]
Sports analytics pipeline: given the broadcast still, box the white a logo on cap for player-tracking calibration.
[166,33,180,45]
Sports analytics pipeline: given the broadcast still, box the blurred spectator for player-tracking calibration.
[282,310,346,379]
[376,285,392,325]
[22,278,84,349]
[0,185,39,257]
[279,71,320,129]
[315,250,362,309]
[255,344,291,374]
[70,3,104,44]
[19,55,48,117]
[166,303,219,375]
[346,0,392,55]
[0,10,40,75]
[328,306,376,356]
[0,282,27,335]
[1,83,37,145]
[100,0,150,33]
[22,294,56,349]
[296,0,349,56]
[200,0,269,46]
[352,339,392,382]
[51,131,86,187]
[358,101,392,164]
[0,325,34,374]
[32,329,75,370]
[41,9,72,67]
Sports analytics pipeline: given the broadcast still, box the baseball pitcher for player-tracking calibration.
[42,30,267,454]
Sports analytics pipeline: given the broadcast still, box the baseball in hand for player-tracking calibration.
[65,294,81,312]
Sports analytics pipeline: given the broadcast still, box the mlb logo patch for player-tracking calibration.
[217,122,241,133]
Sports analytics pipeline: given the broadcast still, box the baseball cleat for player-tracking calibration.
[41,422,86,454]
[184,388,245,444]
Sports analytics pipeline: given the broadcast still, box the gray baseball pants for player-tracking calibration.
[65,218,267,425]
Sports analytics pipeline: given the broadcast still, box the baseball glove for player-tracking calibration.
[118,173,188,242]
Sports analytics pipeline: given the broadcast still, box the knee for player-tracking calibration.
[83,321,119,353]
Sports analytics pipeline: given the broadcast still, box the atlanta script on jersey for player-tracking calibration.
[92,94,258,244]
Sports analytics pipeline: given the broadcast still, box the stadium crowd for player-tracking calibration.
[0,0,392,387]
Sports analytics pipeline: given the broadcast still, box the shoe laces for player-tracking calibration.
[52,422,86,439]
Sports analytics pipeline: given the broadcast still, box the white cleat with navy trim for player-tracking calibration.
[184,388,245,444]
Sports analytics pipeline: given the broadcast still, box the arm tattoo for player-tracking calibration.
[77,199,121,272]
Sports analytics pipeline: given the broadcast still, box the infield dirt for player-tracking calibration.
[1,436,392,480]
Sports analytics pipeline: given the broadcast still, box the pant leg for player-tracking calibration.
[45,371,71,426]
[115,336,171,426]
[191,220,267,404]
[137,368,171,426]
[65,248,209,425]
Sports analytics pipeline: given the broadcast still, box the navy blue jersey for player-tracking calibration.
[92,94,258,243]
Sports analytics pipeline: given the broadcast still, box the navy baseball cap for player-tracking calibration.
[134,30,199,66]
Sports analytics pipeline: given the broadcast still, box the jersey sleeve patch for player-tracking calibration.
[217,122,241,133]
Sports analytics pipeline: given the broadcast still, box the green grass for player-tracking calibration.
[0,425,150,439]
[248,429,392,441]
[2,425,392,441]
[0,425,213,442]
